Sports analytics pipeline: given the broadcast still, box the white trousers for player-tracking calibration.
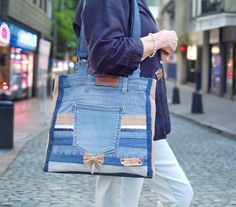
[95,139,193,207]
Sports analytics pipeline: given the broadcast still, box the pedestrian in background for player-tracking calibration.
[73,0,193,206]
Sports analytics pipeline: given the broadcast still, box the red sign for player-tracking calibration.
[179,44,187,53]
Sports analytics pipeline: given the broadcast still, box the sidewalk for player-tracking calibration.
[166,80,236,139]
[0,98,51,175]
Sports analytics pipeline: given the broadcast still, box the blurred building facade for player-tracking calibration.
[0,0,53,99]
[158,0,236,100]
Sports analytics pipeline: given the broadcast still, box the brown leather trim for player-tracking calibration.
[121,115,146,126]
[120,158,142,166]
[96,75,119,87]
[55,113,74,125]
[51,76,59,113]
[155,69,163,80]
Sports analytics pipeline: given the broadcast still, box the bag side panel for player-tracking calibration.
[43,75,65,172]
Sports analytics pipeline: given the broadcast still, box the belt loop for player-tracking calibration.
[85,75,93,93]
[122,77,128,95]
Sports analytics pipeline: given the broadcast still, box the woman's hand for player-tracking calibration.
[155,30,178,56]
[140,30,178,61]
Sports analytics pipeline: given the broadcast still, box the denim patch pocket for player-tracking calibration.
[73,103,123,155]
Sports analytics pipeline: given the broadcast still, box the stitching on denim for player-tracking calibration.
[73,104,122,155]
[61,96,145,104]
[62,76,148,89]
[109,107,123,155]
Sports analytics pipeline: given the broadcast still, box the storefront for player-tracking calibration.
[186,45,199,84]
[223,27,236,99]
[207,27,236,99]
[0,20,38,99]
[210,44,221,95]
[225,43,235,98]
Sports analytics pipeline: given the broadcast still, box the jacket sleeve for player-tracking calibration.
[81,0,143,76]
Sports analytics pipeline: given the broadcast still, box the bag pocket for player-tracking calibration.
[73,102,123,155]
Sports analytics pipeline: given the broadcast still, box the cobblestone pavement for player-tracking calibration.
[0,115,236,207]
[167,116,236,207]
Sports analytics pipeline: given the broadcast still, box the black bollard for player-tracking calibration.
[172,86,180,104]
[0,93,8,100]
[191,71,204,113]
[191,91,204,113]
[0,100,14,149]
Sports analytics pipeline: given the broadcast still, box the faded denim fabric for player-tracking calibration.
[43,62,156,178]
[43,0,156,178]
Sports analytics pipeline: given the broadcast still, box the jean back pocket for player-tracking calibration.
[73,103,123,155]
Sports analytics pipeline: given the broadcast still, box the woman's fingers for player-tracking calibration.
[161,49,169,55]
[161,45,175,56]
[155,30,178,54]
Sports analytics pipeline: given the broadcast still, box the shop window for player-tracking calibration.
[210,45,221,94]
[201,0,222,14]
[187,60,196,83]
[0,54,6,66]
[226,44,234,96]
[9,47,34,99]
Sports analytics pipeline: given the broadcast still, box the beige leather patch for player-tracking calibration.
[155,69,163,80]
[121,115,146,126]
[55,113,74,125]
[96,75,119,87]
[120,158,142,166]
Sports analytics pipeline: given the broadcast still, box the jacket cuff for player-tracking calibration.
[131,38,144,65]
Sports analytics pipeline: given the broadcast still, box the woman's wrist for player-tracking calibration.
[148,33,158,58]
[140,33,160,61]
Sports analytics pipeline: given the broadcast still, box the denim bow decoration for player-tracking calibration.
[83,153,104,174]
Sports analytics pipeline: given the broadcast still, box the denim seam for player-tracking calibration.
[146,79,153,178]
[62,96,145,104]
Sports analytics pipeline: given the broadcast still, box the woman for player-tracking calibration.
[73,0,193,206]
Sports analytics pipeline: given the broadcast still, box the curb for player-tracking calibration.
[0,127,48,176]
[169,109,236,140]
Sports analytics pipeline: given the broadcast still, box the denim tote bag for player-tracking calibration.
[43,0,156,178]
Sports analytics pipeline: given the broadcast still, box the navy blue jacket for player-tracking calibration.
[73,0,171,140]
